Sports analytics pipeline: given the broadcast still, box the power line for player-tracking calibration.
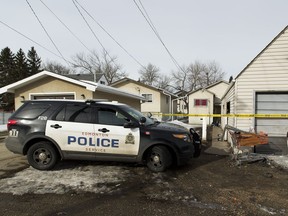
[25,0,69,66]
[72,0,127,75]
[133,0,184,72]
[0,19,63,60]
[73,0,146,70]
[39,0,92,54]
[72,0,110,57]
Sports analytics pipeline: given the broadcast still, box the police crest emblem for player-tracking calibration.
[125,133,135,144]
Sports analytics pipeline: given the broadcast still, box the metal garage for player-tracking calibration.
[255,92,288,154]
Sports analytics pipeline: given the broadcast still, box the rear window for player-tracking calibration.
[14,102,51,119]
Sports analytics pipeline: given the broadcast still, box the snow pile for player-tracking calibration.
[267,155,288,170]
[0,125,7,132]
[0,165,131,195]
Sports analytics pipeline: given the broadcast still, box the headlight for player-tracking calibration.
[172,134,191,142]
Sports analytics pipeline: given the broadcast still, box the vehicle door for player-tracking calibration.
[46,103,95,153]
[93,106,140,155]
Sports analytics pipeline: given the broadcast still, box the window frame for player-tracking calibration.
[141,93,153,103]
[194,99,208,107]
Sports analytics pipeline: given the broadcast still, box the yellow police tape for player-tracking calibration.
[151,113,288,118]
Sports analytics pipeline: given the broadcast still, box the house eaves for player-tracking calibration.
[187,87,215,97]
[205,80,229,89]
[235,25,288,79]
[81,80,144,100]
[0,71,97,94]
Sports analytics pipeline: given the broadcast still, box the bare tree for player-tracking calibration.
[72,50,127,84]
[139,63,160,86]
[198,60,225,87]
[156,75,172,91]
[187,61,206,91]
[172,60,226,92]
[171,65,189,92]
[44,61,71,75]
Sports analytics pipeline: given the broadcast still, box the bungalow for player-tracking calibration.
[0,71,144,110]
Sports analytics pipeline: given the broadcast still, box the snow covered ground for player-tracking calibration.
[267,155,288,170]
[0,164,134,195]
[0,125,6,132]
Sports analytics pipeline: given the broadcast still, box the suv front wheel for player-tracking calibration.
[146,146,172,172]
[27,141,58,170]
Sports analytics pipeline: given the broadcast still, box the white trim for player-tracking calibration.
[29,92,76,100]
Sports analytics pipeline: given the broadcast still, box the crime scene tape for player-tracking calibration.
[151,113,288,118]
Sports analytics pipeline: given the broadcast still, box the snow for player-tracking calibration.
[0,165,132,195]
[0,125,7,132]
[267,155,288,170]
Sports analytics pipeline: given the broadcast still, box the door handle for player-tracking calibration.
[98,128,110,133]
[50,124,62,129]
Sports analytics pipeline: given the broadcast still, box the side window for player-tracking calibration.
[98,107,129,126]
[14,102,51,119]
[55,104,91,123]
[141,94,153,103]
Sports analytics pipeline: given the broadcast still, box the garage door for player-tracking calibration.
[255,92,288,154]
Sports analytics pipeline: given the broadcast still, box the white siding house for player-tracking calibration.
[221,25,288,154]
[111,78,177,121]
[188,81,229,125]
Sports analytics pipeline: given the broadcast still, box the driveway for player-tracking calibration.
[0,131,288,215]
[0,140,28,178]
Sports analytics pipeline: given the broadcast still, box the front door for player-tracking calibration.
[95,107,140,155]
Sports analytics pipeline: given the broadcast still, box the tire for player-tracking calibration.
[146,146,172,172]
[27,141,58,170]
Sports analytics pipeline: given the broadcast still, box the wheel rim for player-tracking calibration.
[150,152,162,167]
[32,148,52,166]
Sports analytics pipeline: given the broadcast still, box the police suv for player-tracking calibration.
[5,99,201,172]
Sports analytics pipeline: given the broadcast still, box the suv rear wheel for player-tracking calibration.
[27,141,58,170]
[146,146,172,172]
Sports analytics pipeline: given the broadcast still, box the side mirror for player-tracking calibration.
[140,117,147,124]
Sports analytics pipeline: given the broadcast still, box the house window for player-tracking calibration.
[226,101,230,114]
[142,94,152,102]
[166,96,169,104]
[194,99,207,107]
[100,81,106,85]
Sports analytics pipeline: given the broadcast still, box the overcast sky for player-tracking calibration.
[0,0,287,80]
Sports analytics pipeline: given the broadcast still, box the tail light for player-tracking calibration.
[7,119,18,128]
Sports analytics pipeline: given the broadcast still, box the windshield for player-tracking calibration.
[121,105,154,125]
